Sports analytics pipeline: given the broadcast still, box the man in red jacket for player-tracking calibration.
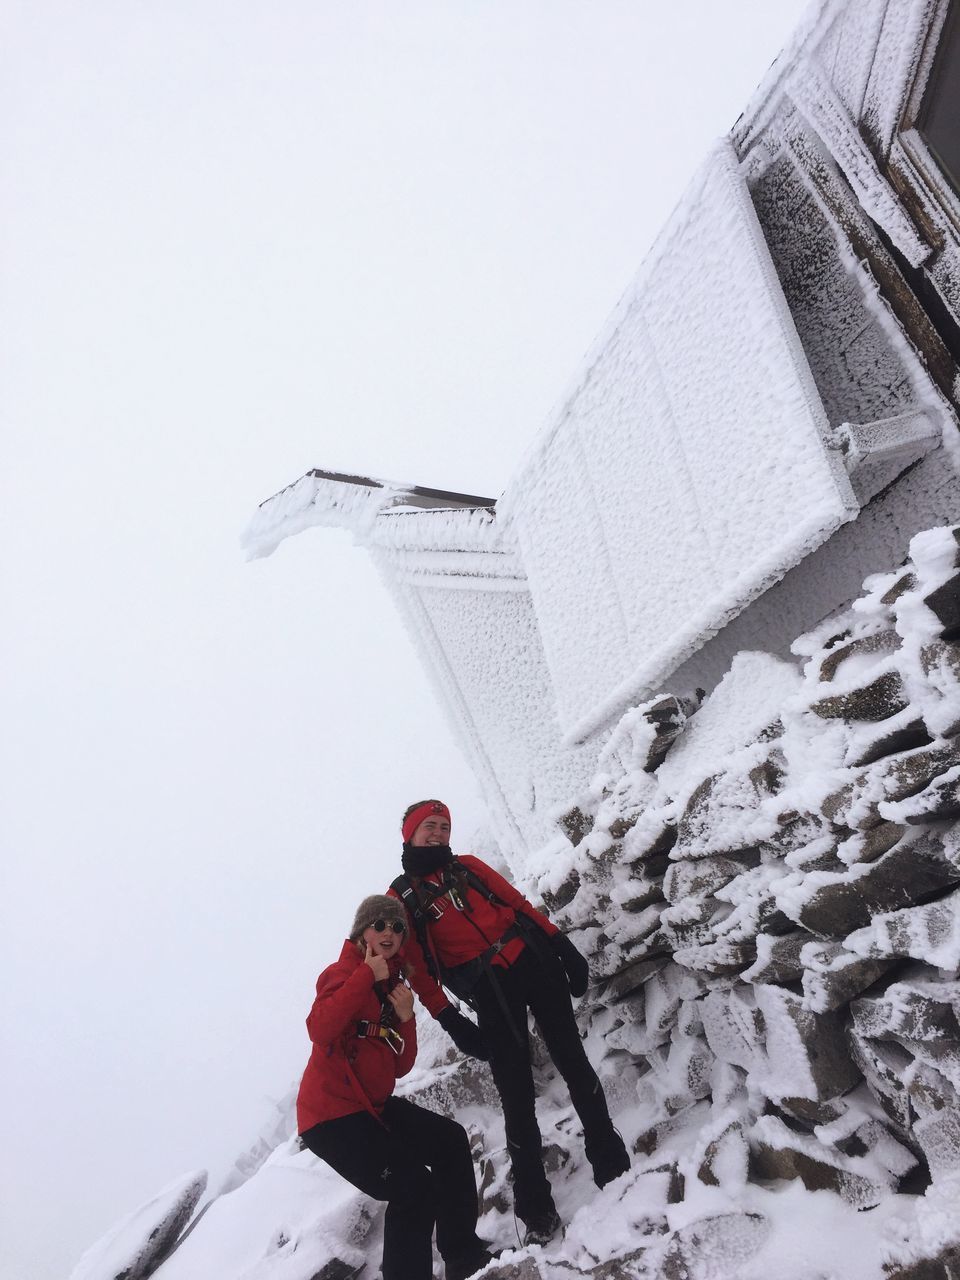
[390,801,629,1247]
[297,893,495,1280]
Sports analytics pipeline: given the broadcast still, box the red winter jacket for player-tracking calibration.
[389,854,558,1018]
[296,940,417,1133]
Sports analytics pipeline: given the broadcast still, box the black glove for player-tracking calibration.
[552,932,589,997]
[437,1006,488,1060]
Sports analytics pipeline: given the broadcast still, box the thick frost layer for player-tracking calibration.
[242,473,500,561]
[500,140,857,741]
[656,652,801,803]
[787,56,929,267]
[242,472,407,559]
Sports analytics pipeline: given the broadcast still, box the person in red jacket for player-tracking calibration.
[297,893,495,1280]
[389,801,630,1248]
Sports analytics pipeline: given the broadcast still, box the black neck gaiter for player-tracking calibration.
[401,843,453,877]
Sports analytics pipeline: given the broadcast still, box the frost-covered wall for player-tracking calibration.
[246,0,960,858]
[669,0,960,699]
[499,140,863,745]
[368,508,597,852]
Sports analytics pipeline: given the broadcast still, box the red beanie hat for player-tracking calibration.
[402,800,451,843]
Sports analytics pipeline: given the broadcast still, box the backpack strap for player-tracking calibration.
[391,874,442,983]
[341,1046,389,1127]
[461,863,506,907]
[393,860,547,996]
[460,862,555,970]
[391,865,494,988]
[391,873,427,926]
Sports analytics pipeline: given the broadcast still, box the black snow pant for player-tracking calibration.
[300,1096,483,1280]
[469,943,618,1224]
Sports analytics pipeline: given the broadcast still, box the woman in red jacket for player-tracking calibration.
[297,893,495,1280]
[390,802,629,1248]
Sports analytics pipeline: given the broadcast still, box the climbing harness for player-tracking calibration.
[356,1019,404,1055]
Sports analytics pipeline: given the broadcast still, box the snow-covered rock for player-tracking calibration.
[68,1171,207,1280]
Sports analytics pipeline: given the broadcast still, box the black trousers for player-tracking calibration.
[301,1096,482,1280]
[470,945,616,1223]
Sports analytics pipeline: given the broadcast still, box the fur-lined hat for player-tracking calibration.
[348,894,407,941]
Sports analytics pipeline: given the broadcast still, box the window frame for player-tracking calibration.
[889,0,960,249]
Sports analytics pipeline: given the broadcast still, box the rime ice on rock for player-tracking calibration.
[534,522,960,1277]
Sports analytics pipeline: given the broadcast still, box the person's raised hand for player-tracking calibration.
[386,982,414,1023]
[364,943,389,983]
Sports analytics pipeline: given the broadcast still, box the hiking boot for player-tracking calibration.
[444,1245,497,1280]
[587,1129,630,1189]
[522,1208,561,1247]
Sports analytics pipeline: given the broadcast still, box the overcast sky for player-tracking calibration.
[1,3,810,1277]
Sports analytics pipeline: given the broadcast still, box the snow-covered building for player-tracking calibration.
[71,5,960,1279]
[246,0,960,858]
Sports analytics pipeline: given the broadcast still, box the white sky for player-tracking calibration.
[1,3,810,1277]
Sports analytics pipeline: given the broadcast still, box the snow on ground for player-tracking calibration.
[68,1171,206,1280]
[151,1149,369,1280]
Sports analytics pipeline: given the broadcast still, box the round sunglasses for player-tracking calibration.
[371,919,406,935]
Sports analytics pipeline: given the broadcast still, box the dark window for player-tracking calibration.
[919,1,960,196]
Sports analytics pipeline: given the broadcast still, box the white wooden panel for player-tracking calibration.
[503,141,859,742]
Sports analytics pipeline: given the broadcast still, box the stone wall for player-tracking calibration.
[529,523,960,1277]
